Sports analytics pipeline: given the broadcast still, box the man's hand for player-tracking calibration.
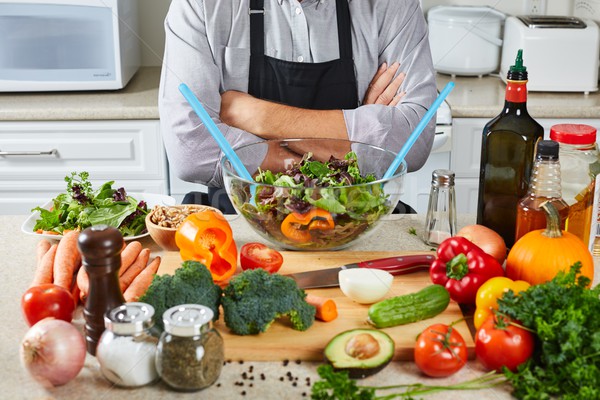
[363,62,406,106]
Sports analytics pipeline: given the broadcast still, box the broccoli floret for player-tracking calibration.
[139,260,222,330]
[222,269,316,335]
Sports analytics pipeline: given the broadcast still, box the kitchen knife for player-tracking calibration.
[286,254,435,289]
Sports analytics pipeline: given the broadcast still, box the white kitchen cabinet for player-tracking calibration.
[0,120,168,214]
[451,117,600,213]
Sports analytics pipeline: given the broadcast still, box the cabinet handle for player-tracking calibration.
[0,149,58,156]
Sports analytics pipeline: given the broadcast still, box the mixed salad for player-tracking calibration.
[32,172,149,237]
[232,151,392,249]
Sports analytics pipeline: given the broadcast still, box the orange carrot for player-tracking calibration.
[119,248,151,292]
[119,241,143,277]
[53,230,82,290]
[76,265,89,302]
[305,294,338,322]
[123,256,161,302]
[36,239,52,267]
[31,243,57,287]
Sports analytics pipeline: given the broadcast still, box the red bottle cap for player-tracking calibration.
[550,124,597,145]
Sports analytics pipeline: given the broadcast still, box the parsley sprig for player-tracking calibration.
[311,365,506,399]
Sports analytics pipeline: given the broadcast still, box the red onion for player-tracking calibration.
[20,318,86,387]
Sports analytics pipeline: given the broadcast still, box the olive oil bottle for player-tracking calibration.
[476,50,544,248]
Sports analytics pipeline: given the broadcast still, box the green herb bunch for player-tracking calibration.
[498,262,600,400]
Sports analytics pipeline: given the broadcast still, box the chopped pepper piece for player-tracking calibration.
[429,236,504,304]
[281,208,334,243]
[175,209,237,283]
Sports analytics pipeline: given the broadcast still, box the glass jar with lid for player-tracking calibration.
[156,304,224,391]
[549,123,600,247]
[96,302,159,387]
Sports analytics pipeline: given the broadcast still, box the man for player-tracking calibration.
[159,0,437,211]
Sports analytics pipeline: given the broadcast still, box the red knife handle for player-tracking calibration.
[356,254,435,276]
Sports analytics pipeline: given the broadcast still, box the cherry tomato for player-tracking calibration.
[21,284,75,326]
[240,242,284,273]
[475,314,535,372]
[414,323,468,377]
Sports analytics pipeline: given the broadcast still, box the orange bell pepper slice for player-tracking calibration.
[281,208,334,243]
[175,209,237,283]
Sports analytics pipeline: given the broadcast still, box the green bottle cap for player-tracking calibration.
[507,49,528,80]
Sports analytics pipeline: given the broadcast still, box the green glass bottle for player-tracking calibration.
[476,50,544,248]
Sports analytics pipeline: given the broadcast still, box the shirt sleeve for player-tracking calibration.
[158,0,261,188]
[343,0,438,173]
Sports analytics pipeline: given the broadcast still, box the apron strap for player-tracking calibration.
[335,0,353,60]
[249,0,265,57]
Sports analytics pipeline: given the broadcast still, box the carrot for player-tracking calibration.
[119,248,151,292]
[305,294,338,322]
[31,243,57,287]
[123,256,161,302]
[53,230,82,290]
[76,265,89,302]
[119,241,143,277]
[36,239,52,267]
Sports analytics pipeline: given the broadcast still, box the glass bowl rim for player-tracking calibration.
[220,138,407,188]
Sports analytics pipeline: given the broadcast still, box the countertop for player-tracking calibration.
[2,213,523,400]
[2,67,600,121]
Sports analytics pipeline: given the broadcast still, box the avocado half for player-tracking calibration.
[324,328,395,379]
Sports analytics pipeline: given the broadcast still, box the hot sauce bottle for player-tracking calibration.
[476,49,544,248]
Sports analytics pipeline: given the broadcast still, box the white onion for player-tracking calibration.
[339,268,393,304]
[20,318,87,387]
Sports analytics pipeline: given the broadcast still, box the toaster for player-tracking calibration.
[500,16,600,93]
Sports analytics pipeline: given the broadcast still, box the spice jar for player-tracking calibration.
[156,304,224,391]
[96,302,159,388]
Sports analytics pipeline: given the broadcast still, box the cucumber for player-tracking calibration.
[367,284,450,329]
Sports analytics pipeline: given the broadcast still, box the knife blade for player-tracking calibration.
[285,254,435,289]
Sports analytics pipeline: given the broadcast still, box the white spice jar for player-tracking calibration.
[96,302,159,387]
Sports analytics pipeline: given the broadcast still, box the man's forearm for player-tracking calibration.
[220,91,348,140]
[254,99,348,140]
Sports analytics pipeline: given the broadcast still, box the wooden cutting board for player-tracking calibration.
[157,251,475,361]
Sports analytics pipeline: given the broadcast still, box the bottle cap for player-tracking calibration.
[431,169,455,188]
[104,302,155,335]
[550,124,597,145]
[507,49,528,81]
[536,140,559,160]
[163,304,214,337]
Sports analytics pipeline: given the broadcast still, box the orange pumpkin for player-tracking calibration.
[506,201,594,286]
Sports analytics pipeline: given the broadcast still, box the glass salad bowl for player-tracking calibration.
[221,138,406,251]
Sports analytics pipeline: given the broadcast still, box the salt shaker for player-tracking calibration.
[97,302,159,387]
[423,169,457,246]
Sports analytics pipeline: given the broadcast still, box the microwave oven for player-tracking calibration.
[0,0,140,92]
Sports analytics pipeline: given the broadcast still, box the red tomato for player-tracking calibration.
[21,284,75,326]
[414,323,468,377]
[475,314,535,372]
[240,242,284,273]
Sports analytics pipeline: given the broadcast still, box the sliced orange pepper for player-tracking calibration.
[175,209,237,283]
[281,208,334,243]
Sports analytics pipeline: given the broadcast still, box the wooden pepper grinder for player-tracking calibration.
[78,225,125,355]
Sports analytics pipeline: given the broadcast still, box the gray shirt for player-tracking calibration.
[159,0,437,187]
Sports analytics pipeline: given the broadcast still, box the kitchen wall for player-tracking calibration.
[138,0,577,67]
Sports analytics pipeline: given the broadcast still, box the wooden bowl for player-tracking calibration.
[145,204,220,251]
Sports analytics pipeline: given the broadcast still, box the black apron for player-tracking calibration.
[183,0,415,214]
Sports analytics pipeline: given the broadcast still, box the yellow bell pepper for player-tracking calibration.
[474,276,530,329]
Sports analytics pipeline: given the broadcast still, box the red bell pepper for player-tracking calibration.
[429,236,504,304]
